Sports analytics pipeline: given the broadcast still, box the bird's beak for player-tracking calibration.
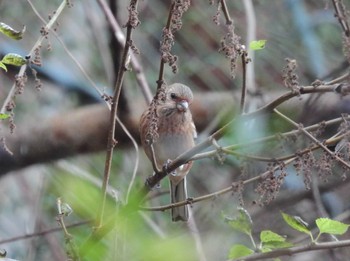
[176,100,189,112]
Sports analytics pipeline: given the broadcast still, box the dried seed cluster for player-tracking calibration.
[255,163,287,206]
[218,24,243,79]
[282,58,300,94]
[126,0,141,29]
[159,0,190,74]
[144,85,167,145]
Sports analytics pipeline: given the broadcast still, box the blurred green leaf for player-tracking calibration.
[228,244,254,259]
[0,113,9,120]
[316,218,349,236]
[0,61,7,72]
[1,53,26,67]
[226,207,253,236]
[249,40,266,50]
[0,22,25,40]
[281,212,311,235]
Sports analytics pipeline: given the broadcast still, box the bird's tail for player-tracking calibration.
[170,178,189,222]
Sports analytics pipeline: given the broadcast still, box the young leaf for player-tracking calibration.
[0,22,26,40]
[316,218,349,235]
[1,53,26,67]
[0,113,10,120]
[228,244,254,259]
[249,40,267,50]
[225,207,253,236]
[281,212,311,235]
[260,230,293,252]
[0,61,7,72]
[260,230,286,243]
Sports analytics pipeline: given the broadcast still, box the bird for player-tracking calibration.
[139,83,196,221]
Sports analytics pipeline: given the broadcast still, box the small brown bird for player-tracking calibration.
[140,83,196,221]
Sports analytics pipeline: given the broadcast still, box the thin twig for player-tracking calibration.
[194,127,349,162]
[140,158,295,211]
[243,0,257,95]
[56,198,80,261]
[97,0,139,227]
[229,239,350,261]
[325,71,349,85]
[220,0,233,25]
[0,220,91,245]
[27,0,106,104]
[331,0,350,37]
[122,114,140,203]
[0,0,67,114]
[140,126,350,212]
[156,1,175,90]
[240,52,247,114]
[274,108,350,170]
[96,0,152,103]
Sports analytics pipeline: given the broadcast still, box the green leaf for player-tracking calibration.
[316,218,349,235]
[249,40,267,50]
[0,62,7,72]
[260,230,286,243]
[228,244,254,259]
[1,53,26,67]
[0,22,25,40]
[261,241,293,253]
[226,207,253,236]
[0,113,10,120]
[260,230,293,252]
[281,212,311,235]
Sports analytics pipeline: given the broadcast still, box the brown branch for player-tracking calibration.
[240,51,248,114]
[331,0,350,37]
[0,220,91,245]
[96,0,152,103]
[229,240,350,261]
[220,0,233,25]
[157,1,175,89]
[274,108,350,170]
[97,0,140,227]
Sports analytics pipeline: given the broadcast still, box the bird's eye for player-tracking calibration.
[170,93,177,100]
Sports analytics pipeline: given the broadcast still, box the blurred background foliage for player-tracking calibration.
[0,0,349,260]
